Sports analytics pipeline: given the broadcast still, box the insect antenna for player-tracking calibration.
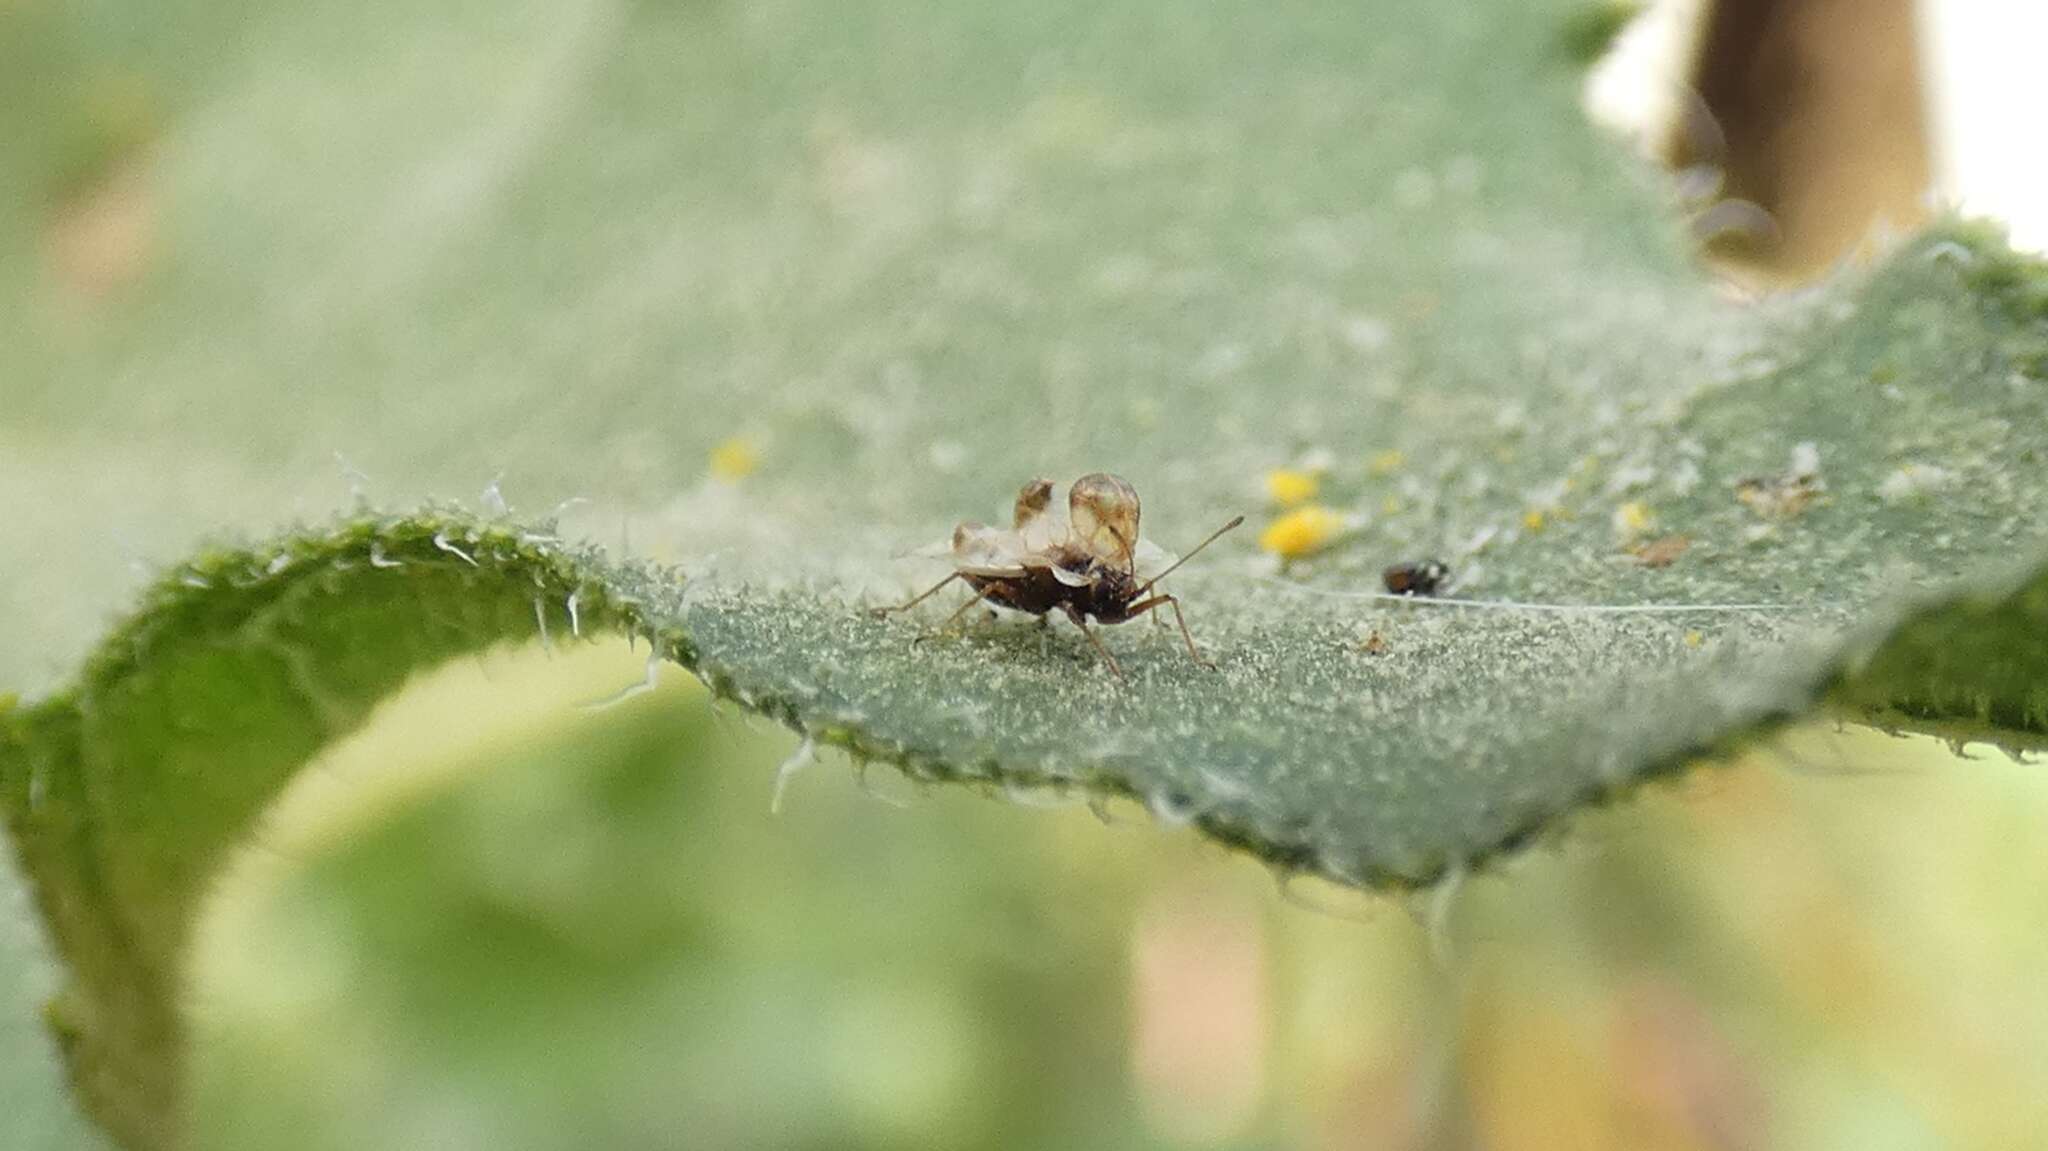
[1136,515,1245,594]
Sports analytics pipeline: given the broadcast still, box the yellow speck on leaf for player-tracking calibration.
[1522,508,1547,532]
[1259,505,1344,559]
[1611,500,1654,538]
[1380,495,1402,516]
[1263,468,1320,507]
[0,692,16,717]
[709,437,759,481]
[1367,449,1405,477]
[1683,630,1704,648]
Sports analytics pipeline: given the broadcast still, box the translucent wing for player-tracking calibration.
[948,522,1031,576]
[1014,477,1071,554]
[949,520,1096,585]
[1066,473,1141,574]
[1012,478,1055,529]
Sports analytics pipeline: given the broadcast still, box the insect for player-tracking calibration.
[871,473,1243,680]
[1381,559,1449,597]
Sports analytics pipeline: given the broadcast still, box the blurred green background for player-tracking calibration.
[178,641,2048,1150]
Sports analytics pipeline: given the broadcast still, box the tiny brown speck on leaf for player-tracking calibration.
[1630,535,1692,568]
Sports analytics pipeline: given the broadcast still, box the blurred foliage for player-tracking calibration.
[180,644,2048,1150]
[4,0,2048,1147]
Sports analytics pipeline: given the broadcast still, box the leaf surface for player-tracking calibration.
[3,0,2047,1144]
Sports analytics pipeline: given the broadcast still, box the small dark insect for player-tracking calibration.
[1381,559,1449,597]
[871,473,1244,680]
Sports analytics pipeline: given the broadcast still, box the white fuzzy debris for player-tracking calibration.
[1273,869,1378,924]
[1425,862,1466,968]
[334,452,372,503]
[533,597,552,655]
[481,474,509,517]
[432,532,478,566]
[1603,461,1657,496]
[566,591,582,637]
[769,736,816,815]
[1789,440,1821,480]
[1878,462,1958,503]
[852,762,914,809]
[1144,790,1196,827]
[1087,794,1129,826]
[1196,766,1254,804]
[583,648,661,709]
[180,574,212,589]
[1000,780,1082,808]
[1923,239,1975,266]
[1524,477,1570,509]
[369,542,403,569]
[1341,315,1392,354]
[1296,445,1336,473]
[1668,458,1702,496]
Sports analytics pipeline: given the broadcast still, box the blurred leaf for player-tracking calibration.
[183,647,1159,1151]
[0,826,110,1151]
[3,0,2046,1144]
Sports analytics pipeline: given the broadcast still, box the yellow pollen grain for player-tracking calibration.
[708,437,759,481]
[1259,505,1343,559]
[1263,468,1320,507]
[1522,508,1547,532]
[1612,500,1655,537]
[1367,449,1405,476]
[1684,630,1704,648]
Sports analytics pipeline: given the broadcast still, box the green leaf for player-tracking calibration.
[5,505,2047,1145]
[0,521,635,1147]
[4,0,2047,1144]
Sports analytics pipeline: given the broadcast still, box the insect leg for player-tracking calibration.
[912,583,1000,646]
[1061,603,1126,681]
[936,584,998,631]
[1125,595,1214,670]
[869,571,964,618]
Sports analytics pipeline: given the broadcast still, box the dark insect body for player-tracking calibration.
[872,473,1243,681]
[1382,559,1449,597]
